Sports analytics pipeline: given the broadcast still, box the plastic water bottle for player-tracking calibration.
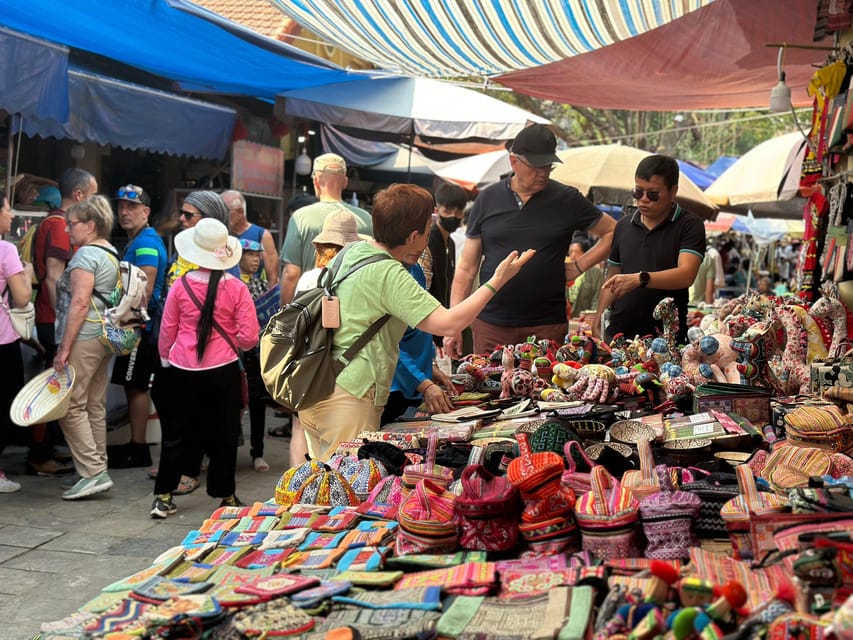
[350,192,359,207]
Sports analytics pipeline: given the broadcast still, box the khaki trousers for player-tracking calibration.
[59,338,112,478]
[299,384,383,462]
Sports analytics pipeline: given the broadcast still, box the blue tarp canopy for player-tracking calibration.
[706,156,739,179]
[0,27,68,122]
[677,160,716,190]
[0,0,360,99]
[18,68,236,160]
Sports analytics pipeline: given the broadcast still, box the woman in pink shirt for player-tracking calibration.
[151,218,258,519]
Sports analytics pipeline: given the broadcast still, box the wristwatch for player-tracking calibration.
[638,271,650,288]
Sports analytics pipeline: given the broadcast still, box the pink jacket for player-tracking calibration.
[159,271,259,371]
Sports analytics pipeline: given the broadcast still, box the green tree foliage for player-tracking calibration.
[489,89,802,167]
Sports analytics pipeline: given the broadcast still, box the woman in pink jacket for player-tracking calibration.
[151,218,259,518]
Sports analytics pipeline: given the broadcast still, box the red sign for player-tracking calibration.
[231,140,284,196]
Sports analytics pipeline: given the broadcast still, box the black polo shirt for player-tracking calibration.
[466,177,602,326]
[605,205,705,343]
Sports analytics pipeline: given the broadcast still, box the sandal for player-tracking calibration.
[253,457,270,472]
[173,475,200,495]
[267,422,292,438]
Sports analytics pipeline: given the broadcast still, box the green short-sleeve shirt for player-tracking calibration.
[332,242,440,406]
[280,201,373,271]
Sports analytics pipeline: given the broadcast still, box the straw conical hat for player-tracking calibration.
[10,366,75,427]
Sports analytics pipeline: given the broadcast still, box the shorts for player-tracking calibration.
[111,337,159,390]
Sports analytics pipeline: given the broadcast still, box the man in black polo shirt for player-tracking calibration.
[445,124,616,356]
[593,155,706,344]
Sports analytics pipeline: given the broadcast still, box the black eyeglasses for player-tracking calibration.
[117,185,145,200]
[631,187,662,202]
[179,209,204,219]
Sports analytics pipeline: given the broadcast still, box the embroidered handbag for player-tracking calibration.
[784,404,853,454]
[622,439,661,500]
[759,443,833,495]
[561,440,596,494]
[396,479,459,556]
[639,464,702,560]
[293,464,360,508]
[529,417,582,456]
[680,472,740,538]
[506,432,576,524]
[574,465,641,560]
[720,463,788,561]
[454,464,522,552]
[274,455,325,506]
[401,433,454,499]
[340,456,387,501]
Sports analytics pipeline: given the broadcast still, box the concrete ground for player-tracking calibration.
[0,409,292,639]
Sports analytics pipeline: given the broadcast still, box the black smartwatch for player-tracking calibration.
[638,271,650,288]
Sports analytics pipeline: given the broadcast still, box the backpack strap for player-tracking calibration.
[86,244,121,307]
[333,314,392,374]
[180,275,239,356]
[315,243,394,374]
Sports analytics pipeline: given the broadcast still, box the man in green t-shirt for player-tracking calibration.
[279,153,372,305]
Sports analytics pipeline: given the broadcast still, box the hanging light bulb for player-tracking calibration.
[769,46,791,113]
[295,147,312,176]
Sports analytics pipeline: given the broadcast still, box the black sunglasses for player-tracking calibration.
[631,187,662,202]
[179,209,204,219]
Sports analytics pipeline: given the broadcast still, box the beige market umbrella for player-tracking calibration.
[704,132,807,219]
[551,144,718,220]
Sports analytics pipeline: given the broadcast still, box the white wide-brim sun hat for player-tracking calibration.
[174,217,242,271]
[10,365,76,426]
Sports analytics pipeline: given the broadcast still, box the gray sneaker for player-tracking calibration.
[62,471,113,500]
[61,473,81,490]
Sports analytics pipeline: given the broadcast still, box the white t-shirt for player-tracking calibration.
[294,267,323,297]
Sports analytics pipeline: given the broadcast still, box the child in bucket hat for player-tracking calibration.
[238,237,271,473]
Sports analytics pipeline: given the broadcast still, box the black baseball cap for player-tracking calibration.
[511,124,562,167]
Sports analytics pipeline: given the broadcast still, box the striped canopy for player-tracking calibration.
[271,0,714,77]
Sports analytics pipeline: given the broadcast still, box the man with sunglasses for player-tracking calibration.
[165,190,231,289]
[592,155,706,345]
[445,124,615,356]
[109,184,168,469]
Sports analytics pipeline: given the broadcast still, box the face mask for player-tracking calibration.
[439,216,461,233]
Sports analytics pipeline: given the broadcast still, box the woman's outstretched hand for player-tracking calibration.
[491,249,536,287]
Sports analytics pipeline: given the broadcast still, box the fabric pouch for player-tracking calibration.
[561,440,596,494]
[400,433,454,498]
[231,598,315,636]
[396,478,458,556]
[622,439,661,500]
[720,463,788,561]
[574,465,641,561]
[784,404,853,454]
[789,485,853,513]
[394,562,497,596]
[639,464,701,560]
[454,464,521,552]
[680,471,740,538]
[507,432,576,524]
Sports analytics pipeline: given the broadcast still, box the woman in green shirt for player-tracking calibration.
[299,184,535,461]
